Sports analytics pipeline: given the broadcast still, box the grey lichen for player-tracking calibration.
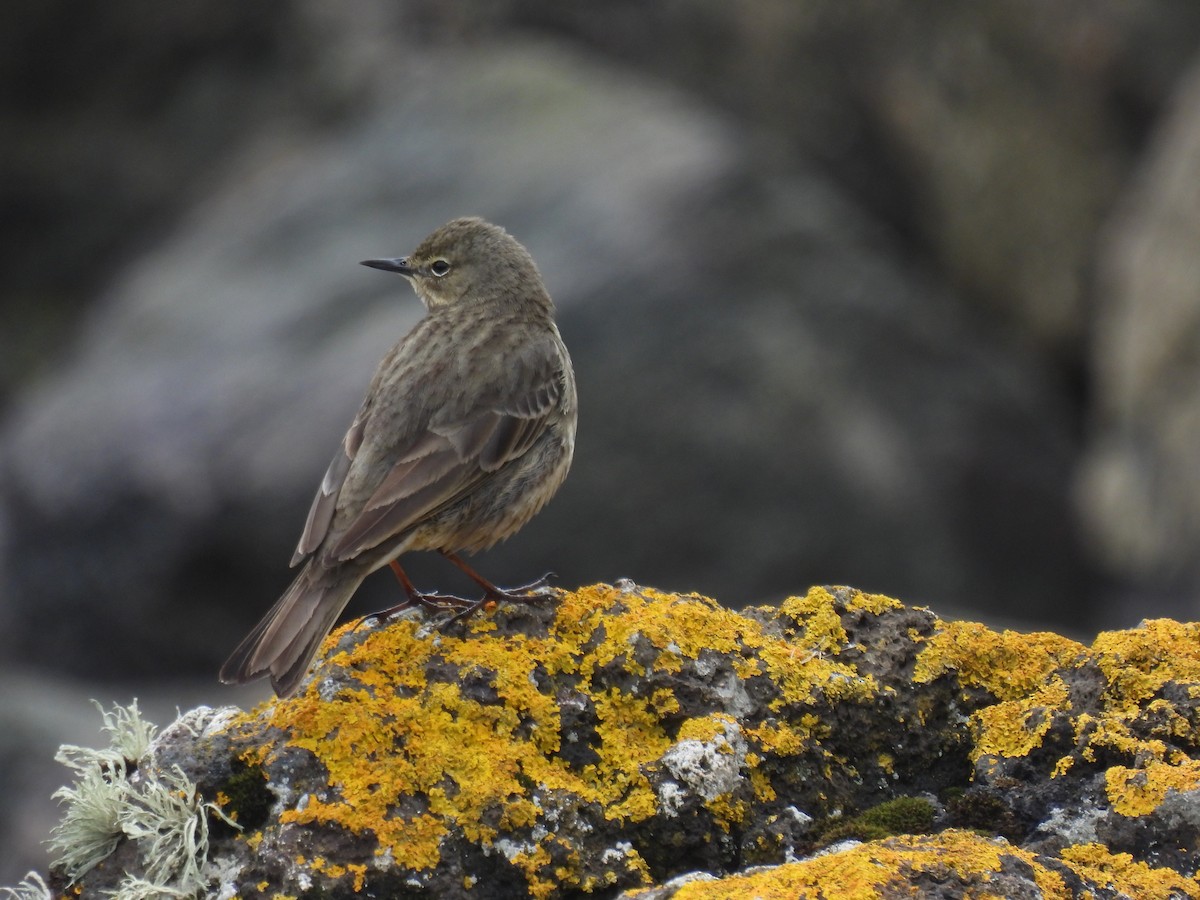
[96,698,157,760]
[48,752,130,882]
[0,872,51,900]
[42,700,239,899]
[118,764,236,890]
[101,874,197,900]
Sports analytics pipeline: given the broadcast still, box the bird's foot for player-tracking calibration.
[349,562,481,632]
[435,573,561,630]
[483,570,559,603]
[350,591,478,631]
[412,590,478,610]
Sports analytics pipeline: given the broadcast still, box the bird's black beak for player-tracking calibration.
[360,257,415,275]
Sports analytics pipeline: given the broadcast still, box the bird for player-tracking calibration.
[219,217,577,697]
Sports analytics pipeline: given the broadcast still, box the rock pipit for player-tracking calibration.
[220,217,576,696]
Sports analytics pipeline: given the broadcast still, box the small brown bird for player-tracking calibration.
[220,217,576,696]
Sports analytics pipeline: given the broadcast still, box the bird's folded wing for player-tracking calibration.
[315,337,567,564]
[291,413,367,565]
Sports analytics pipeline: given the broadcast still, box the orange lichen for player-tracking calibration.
[227,584,886,892]
[1092,619,1200,713]
[776,587,901,655]
[676,712,740,744]
[706,794,749,831]
[589,686,673,822]
[653,830,1200,900]
[912,613,1200,822]
[1060,843,1200,896]
[913,621,1084,701]
[744,718,813,757]
[665,831,1068,899]
[221,584,1200,896]
[1106,757,1200,817]
[290,854,368,894]
[972,677,1069,761]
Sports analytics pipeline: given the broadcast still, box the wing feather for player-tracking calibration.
[310,334,568,565]
[291,414,367,565]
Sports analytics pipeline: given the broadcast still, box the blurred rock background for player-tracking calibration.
[4,0,1200,885]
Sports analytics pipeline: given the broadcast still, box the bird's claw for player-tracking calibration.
[434,573,562,631]
[350,591,477,632]
[485,570,559,602]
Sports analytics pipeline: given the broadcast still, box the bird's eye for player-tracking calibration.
[430,260,451,277]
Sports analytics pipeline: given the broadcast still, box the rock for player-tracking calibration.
[1079,52,1200,620]
[30,584,1200,898]
[0,38,1088,683]
[617,831,1200,899]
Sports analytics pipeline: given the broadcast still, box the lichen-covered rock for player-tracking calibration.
[41,584,1200,898]
[620,831,1200,899]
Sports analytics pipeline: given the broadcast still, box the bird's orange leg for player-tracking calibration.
[428,553,559,629]
[349,559,474,631]
[439,551,556,601]
[387,559,476,609]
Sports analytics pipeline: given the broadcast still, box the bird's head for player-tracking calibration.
[361,217,550,314]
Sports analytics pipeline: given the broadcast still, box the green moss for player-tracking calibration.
[814,796,935,848]
[856,796,936,833]
[216,760,272,832]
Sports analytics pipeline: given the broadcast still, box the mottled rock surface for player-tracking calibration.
[36,584,1200,898]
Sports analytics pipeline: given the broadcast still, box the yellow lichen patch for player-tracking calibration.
[776,587,853,653]
[588,687,673,822]
[1145,697,1197,743]
[744,718,815,757]
[509,842,554,900]
[749,766,776,803]
[217,584,978,897]
[305,855,366,890]
[753,606,877,709]
[705,794,749,832]
[1092,620,1200,715]
[676,713,740,744]
[913,621,1084,701]
[1060,843,1200,896]
[1080,714,1167,763]
[224,584,889,891]
[777,586,903,627]
[667,830,1069,900]
[972,677,1069,761]
[762,650,865,710]
[906,610,1200,827]
[621,844,653,885]
[268,610,571,870]
[1105,756,1200,817]
[545,585,748,678]
[848,590,906,617]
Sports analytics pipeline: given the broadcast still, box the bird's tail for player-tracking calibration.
[219,562,364,697]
